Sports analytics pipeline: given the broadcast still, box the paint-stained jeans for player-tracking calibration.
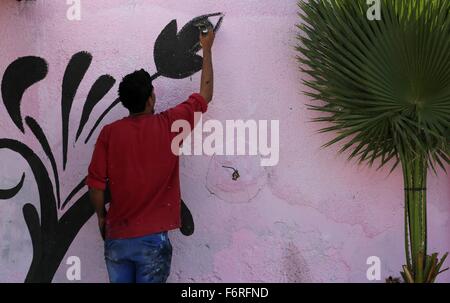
[104,232,172,283]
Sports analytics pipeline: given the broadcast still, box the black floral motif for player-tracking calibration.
[0,13,223,283]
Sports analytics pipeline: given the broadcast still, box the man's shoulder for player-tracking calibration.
[104,117,128,129]
[97,118,124,137]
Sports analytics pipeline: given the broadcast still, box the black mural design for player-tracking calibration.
[61,51,92,171]
[0,13,223,282]
[76,75,116,142]
[1,56,48,133]
[0,173,25,199]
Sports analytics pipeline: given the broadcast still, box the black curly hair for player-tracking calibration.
[118,69,154,114]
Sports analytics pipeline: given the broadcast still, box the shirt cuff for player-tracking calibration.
[190,93,208,113]
[86,177,106,191]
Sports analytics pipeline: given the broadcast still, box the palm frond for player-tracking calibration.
[297,0,450,171]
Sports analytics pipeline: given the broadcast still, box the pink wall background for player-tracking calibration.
[0,0,449,283]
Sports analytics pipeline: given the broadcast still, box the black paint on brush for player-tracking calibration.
[1,56,48,132]
[76,75,116,141]
[61,51,92,170]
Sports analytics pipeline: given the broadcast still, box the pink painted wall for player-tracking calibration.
[0,0,449,283]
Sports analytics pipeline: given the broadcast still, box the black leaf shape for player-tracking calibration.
[0,173,25,199]
[76,75,116,142]
[1,57,48,132]
[84,98,121,144]
[180,199,195,236]
[61,51,92,170]
[25,116,61,209]
[153,13,222,79]
[61,178,86,209]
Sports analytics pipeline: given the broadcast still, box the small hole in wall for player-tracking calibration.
[222,165,240,181]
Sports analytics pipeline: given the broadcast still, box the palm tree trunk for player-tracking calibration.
[402,155,427,283]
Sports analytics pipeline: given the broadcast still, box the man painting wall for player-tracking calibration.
[86,30,215,283]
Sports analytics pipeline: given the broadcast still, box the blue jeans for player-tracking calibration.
[104,232,172,283]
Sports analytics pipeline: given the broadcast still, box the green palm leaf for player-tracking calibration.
[297,0,449,168]
[297,0,449,283]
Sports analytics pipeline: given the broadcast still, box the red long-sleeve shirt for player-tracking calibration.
[86,93,208,239]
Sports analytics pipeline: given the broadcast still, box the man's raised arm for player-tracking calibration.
[199,30,215,104]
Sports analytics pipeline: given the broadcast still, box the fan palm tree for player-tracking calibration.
[297,0,449,282]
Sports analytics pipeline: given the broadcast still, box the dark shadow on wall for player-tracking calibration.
[0,13,223,283]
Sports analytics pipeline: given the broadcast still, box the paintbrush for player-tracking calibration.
[190,13,224,53]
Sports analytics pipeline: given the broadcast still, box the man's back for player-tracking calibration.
[87,93,208,239]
